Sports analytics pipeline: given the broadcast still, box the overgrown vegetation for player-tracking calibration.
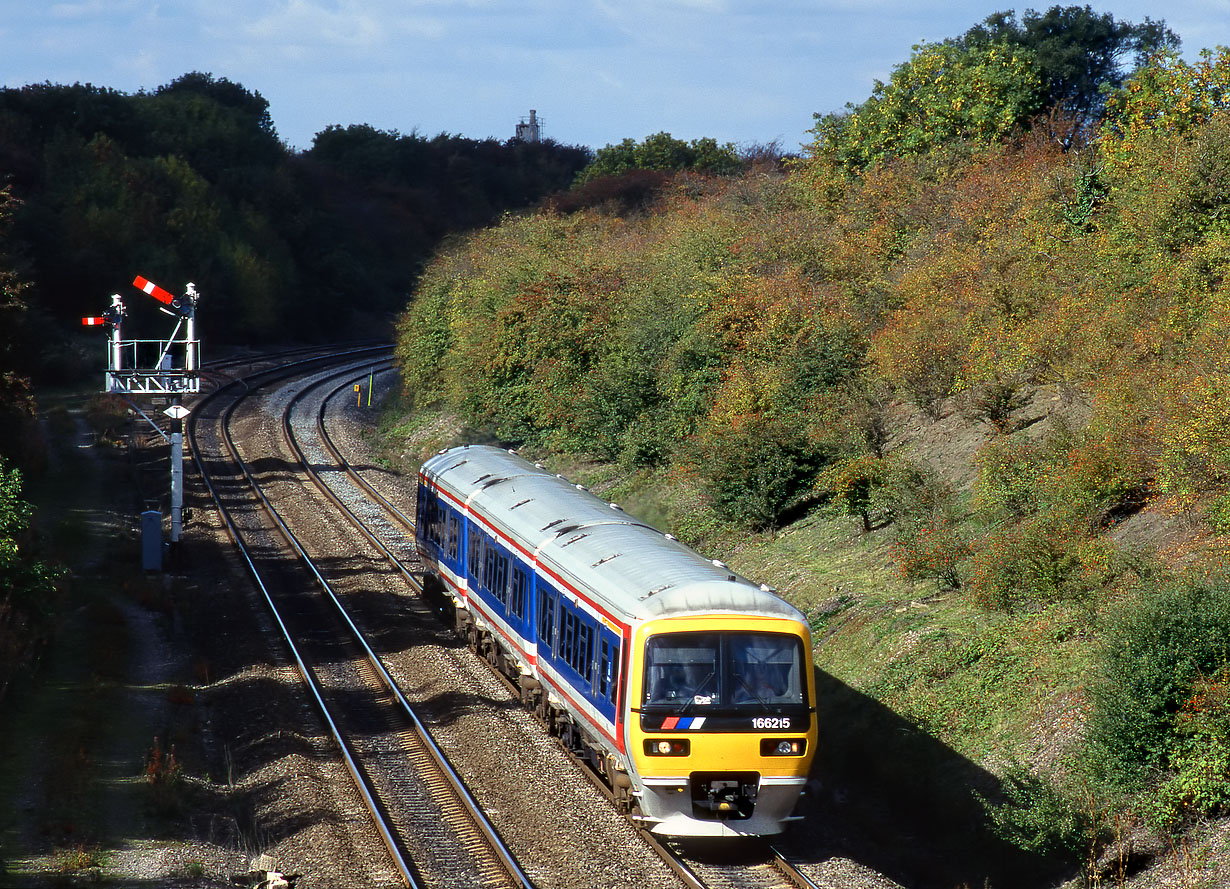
[574,131,743,184]
[0,3,1227,883]
[392,8,1230,878]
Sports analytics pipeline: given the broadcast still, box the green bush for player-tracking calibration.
[575,132,741,185]
[983,764,1094,860]
[974,431,1069,519]
[1144,668,1230,829]
[1086,576,1230,788]
[695,417,825,531]
[1148,733,1230,830]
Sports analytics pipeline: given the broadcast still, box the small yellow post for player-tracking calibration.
[367,371,374,407]
[354,383,361,407]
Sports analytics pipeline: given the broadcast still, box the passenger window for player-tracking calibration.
[494,552,509,605]
[599,637,620,703]
[447,514,460,561]
[467,526,481,579]
[538,587,556,650]
[510,565,527,619]
[578,622,593,684]
[483,544,496,593]
[560,607,575,665]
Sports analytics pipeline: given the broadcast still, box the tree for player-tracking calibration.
[956,6,1179,122]
[1099,48,1230,173]
[810,40,1044,172]
[0,456,58,613]
[697,417,824,531]
[575,132,741,184]
[0,185,39,464]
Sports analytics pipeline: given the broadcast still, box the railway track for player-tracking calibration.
[180,346,856,889]
[279,366,830,889]
[648,839,822,889]
[186,349,532,889]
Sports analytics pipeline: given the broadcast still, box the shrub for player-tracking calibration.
[967,376,1027,432]
[966,513,1114,609]
[1086,576,1230,788]
[549,169,670,215]
[870,300,967,419]
[896,518,969,590]
[1157,369,1230,510]
[817,454,894,533]
[818,453,938,534]
[974,429,1073,519]
[695,417,824,531]
[1144,668,1230,829]
[983,764,1094,860]
[145,735,181,786]
[575,132,741,185]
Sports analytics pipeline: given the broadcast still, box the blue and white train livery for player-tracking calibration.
[416,445,818,837]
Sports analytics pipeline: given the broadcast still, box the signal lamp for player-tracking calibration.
[644,738,690,756]
[760,738,807,756]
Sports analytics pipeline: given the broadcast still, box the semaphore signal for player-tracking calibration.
[81,276,202,552]
[133,274,175,305]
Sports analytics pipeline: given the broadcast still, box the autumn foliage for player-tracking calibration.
[392,31,1230,852]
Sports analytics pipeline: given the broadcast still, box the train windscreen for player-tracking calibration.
[643,631,804,707]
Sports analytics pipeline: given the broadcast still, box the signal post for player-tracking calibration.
[83,276,201,563]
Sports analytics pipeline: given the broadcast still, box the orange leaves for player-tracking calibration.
[703,268,858,428]
[869,290,968,418]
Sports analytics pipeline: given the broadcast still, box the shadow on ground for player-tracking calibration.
[772,667,1078,889]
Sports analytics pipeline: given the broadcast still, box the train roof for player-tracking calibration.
[420,446,804,625]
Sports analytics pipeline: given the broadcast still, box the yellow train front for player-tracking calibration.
[625,597,817,837]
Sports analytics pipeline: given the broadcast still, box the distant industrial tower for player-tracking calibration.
[516,109,542,142]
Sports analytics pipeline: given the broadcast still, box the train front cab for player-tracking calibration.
[628,617,817,837]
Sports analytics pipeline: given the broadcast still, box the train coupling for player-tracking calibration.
[692,771,759,820]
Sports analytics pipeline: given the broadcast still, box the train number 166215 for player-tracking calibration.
[751,716,791,729]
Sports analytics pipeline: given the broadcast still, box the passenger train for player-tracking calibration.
[415,445,817,837]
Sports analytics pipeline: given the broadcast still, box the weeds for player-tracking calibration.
[146,735,183,814]
[57,843,106,874]
[146,735,181,785]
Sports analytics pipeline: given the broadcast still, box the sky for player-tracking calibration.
[2,1,1229,154]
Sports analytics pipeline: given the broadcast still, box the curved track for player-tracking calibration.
[280,367,827,889]
[187,349,532,889]
[184,347,836,889]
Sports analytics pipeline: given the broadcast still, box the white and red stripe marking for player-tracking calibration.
[81,316,108,326]
[132,275,175,305]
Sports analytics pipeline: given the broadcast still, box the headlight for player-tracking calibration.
[759,738,807,756]
[644,738,690,756]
